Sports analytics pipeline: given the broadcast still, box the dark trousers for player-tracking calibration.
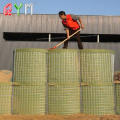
[63,29,83,49]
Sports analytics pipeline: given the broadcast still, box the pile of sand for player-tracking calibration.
[0,114,119,120]
[0,70,12,82]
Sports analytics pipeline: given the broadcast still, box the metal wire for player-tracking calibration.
[115,83,120,114]
[48,49,80,115]
[80,49,115,83]
[0,83,12,115]
[82,85,115,115]
[13,85,46,115]
[13,49,47,115]
[48,49,80,83]
[13,49,47,84]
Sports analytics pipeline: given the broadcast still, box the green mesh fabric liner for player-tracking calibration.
[48,85,80,115]
[13,49,47,84]
[48,49,80,83]
[13,85,46,115]
[80,49,114,83]
[0,83,12,115]
[115,83,120,114]
[82,85,115,115]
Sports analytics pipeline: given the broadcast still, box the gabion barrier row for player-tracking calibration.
[0,49,116,115]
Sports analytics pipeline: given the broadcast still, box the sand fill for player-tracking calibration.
[0,114,119,120]
[0,70,12,82]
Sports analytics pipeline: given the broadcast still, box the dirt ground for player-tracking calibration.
[0,114,120,120]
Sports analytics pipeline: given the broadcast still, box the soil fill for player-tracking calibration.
[0,114,120,120]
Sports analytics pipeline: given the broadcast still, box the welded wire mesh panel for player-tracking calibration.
[48,49,80,83]
[13,85,46,115]
[13,49,47,84]
[80,49,115,83]
[115,83,120,114]
[82,85,115,115]
[48,85,80,115]
[0,83,12,115]
[48,49,80,115]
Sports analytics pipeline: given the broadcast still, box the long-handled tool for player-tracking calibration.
[48,28,82,50]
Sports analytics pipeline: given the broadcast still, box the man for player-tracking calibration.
[58,11,84,49]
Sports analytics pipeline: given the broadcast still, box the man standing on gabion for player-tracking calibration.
[58,11,84,49]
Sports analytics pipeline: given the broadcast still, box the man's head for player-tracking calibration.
[58,11,66,20]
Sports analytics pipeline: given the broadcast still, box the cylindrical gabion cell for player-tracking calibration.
[80,49,115,83]
[0,83,12,115]
[13,85,46,115]
[115,83,120,114]
[13,49,47,115]
[48,49,80,83]
[82,84,115,115]
[48,85,80,115]
[13,49,47,84]
[48,49,80,115]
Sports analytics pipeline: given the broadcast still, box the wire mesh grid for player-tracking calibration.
[48,85,80,115]
[13,49,47,115]
[47,49,81,115]
[115,83,120,114]
[13,49,47,84]
[0,83,12,115]
[13,85,46,115]
[82,85,115,115]
[80,49,115,83]
[48,49,80,83]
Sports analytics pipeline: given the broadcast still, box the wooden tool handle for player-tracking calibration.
[48,28,82,50]
[56,28,82,48]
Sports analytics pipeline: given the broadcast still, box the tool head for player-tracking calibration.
[48,46,57,50]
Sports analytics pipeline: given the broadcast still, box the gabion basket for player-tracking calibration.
[80,49,115,83]
[13,85,46,115]
[115,83,120,114]
[13,49,47,84]
[13,49,47,115]
[48,49,80,83]
[0,82,12,115]
[48,85,80,115]
[82,84,115,115]
[48,49,80,115]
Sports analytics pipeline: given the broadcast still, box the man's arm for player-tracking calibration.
[79,18,84,29]
[62,24,70,39]
[71,14,84,29]
[66,28,70,39]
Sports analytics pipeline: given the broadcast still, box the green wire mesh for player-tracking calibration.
[13,85,46,115]
[48,49,80,83]
[82,85,115,115]
[80,49,115,83]
[48,85,80,115]
[0,83,12,115]
[115,83,120,114]
[13,49,47,115]
[13,49,47,84]
[48,49,80,115]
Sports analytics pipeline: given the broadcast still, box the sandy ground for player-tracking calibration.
[0,114,120,120]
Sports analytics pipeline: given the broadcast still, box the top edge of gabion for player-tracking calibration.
[0,82,12,85]
[48,49,79,53]
[80,49,115,54]
[14,48,48,53]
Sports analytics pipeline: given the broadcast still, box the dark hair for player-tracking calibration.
[58,11,66,15]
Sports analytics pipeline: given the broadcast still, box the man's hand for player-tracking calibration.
[81,24,84,29]
[67,35,70,40]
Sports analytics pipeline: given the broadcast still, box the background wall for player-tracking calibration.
[0,14,120,71]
